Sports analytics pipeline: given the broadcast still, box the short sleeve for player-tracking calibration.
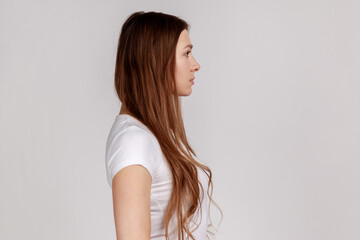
[105,125,159,188]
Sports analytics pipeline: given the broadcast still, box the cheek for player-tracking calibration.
[175,60,187,78]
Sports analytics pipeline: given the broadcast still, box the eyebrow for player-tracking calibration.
[183,44,193,49]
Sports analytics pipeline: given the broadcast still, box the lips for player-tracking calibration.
[190,77,195,81]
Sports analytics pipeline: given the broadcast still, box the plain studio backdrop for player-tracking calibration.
[1,0,359,239]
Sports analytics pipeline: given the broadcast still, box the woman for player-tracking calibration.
[105,11,222,240]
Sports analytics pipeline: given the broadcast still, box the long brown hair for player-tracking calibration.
[114,11,222,240]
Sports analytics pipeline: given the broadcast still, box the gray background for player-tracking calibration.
[1,0,359,239]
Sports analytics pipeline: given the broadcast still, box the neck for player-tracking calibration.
[119,105,129,115]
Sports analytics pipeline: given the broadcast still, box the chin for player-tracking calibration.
[178,89,192,97]
[178,87,192,97]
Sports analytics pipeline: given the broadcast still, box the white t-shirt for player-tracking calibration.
[105,114,209,240]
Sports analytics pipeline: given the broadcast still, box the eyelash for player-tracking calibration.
[185,51,191,57]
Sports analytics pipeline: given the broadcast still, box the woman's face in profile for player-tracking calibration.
[175,29,200,96]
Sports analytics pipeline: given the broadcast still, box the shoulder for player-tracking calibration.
[107,115,157,147]
[105,122,160,188]
[106,121,157,154]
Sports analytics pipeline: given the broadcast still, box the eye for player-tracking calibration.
[185,50,191,56]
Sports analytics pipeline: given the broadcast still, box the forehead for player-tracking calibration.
[177,29,191,47]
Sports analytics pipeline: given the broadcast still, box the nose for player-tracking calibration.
[192,58,200,72]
